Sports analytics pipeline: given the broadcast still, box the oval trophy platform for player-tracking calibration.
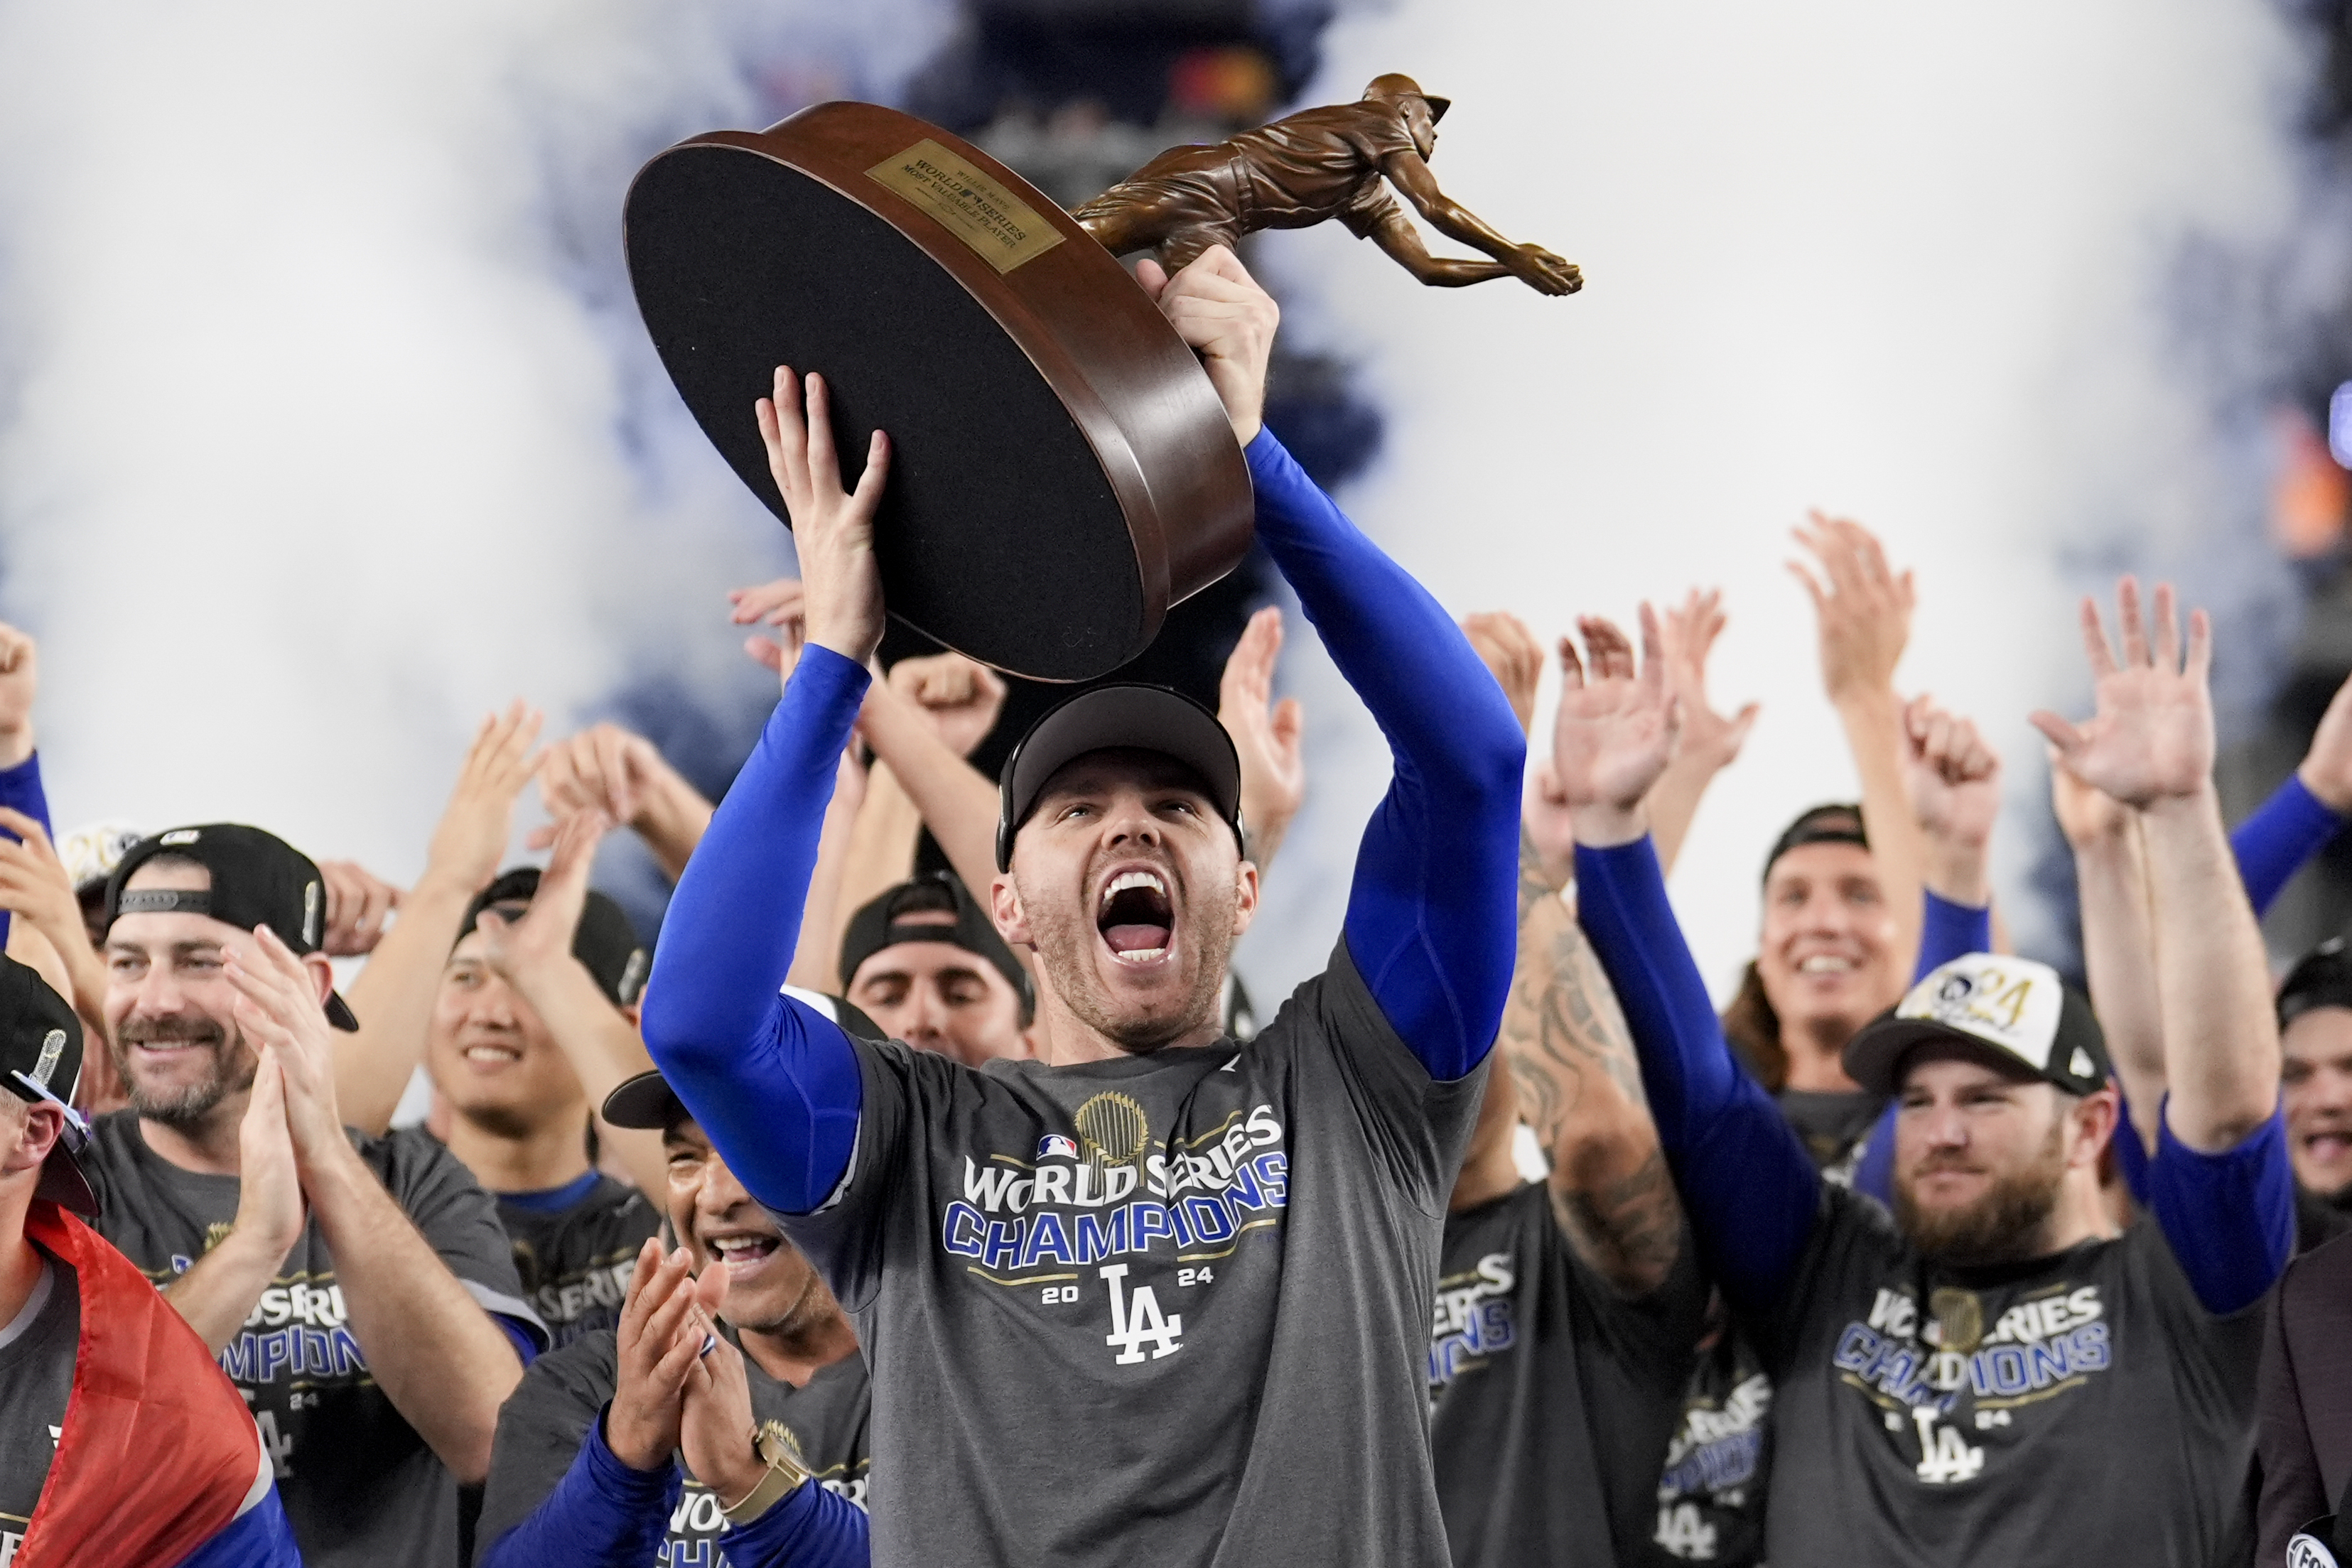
[626,101,1256,681]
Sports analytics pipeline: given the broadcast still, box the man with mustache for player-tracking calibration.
[1552,582,2292,1565]
[643,245,1523,1568]
[87,823,545,1568]
[476,1063,869,1566]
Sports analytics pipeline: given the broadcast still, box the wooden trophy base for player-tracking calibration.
[625,102,1256,682]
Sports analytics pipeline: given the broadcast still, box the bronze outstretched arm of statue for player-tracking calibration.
[1369,148,1580,293]
[1072,72,1580,297]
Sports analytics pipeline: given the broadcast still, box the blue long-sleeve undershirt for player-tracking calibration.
[480,1407,871,1568]
[0,751,51,950]
[1575,836,1819,1316]
[642,427,1521,1216]
[2231,771,2341,919]
[1244,429,1523,1081]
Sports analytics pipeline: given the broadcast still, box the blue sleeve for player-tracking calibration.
[496,1316,539,1366]
[2231,772,2342,919]
[1853,1105,1897,1205]
[0,752,51,951]
[477,1408,681,1568]
[640,648,868,1216]
[723,1481,871,1568]
[2144,1103,2295,1315]
[1915,890,1989,982]
[1573,837,1820,1314]
[1246,430,1522,1082]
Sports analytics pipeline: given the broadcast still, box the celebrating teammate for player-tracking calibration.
[1555,583,2293,1564]
[642,244,1523,1567]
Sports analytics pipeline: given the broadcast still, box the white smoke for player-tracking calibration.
[0,0,948,878]
[1234,0,2314,998]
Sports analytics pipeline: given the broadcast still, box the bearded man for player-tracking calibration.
[1548,583,2293,1566]
[643,244,1523,1568]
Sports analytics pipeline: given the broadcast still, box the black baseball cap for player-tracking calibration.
[838,874,1028,1007]
[996,684,1242,872]
[603,990,883,1130]
[1845,954,2113,1098]
[2280,938,2352,1029]
[457,868,650,1008]
[0,956,95,1217]
[103,825,359,1032]
[1762,803,1869,884]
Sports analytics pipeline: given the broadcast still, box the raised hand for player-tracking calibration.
[1218,607,1306,869]
[317,860,402,957]
[1551,607,1681,848]
[606,1240,704,1472]
[2297,665,2352,813]
[756,368,890,665]
[0,625,35,767]
[2029,578,2214,810]
[1523,762,1579,897]
[0,809,98,973]
[1135,245,1278,445]
[888,651,1007,759]
[1789,512,1914,706]
[729,575,808,690]
[534,722,659,840]
[225,927,347,1171]
[1901,696,2001,907]
[2049,753,2133,850]
[1461,611,1543,737]
[475,811,608,982]
[1658,588,1759,772]
[424,703,542,895]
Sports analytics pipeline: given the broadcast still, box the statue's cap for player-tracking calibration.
[1364,73,1449,121]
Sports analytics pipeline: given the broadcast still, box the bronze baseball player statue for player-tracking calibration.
[1072,72,1580,295]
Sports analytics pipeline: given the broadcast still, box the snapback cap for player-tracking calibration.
[603,989,883,1130]
[458,868,650,1008]
[838,873,1028,1007]
[104,825,358,1031]
[1844,953,2113,1098]
[0,956,95,1217]
[996,684,1242,872]
[2279,937,2352,1029]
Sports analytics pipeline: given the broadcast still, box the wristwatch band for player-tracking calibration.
[721,1428,811,1524]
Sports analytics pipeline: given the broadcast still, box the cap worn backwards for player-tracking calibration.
[2280,936,2352,1029]
[1761,802,1869,885]
[1843,953,2113,1099]
[838,872,1030,1007]
[458,867,650,1008]
[102,824,361,1032]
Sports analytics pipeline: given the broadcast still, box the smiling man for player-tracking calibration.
[477,1066,868,1568]
[2272,941,2352,1243]
[1553,583,2294,1565]
[642,244,1523,1568]
[89,824,544,1568]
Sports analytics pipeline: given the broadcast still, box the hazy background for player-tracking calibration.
[0,0,2341,1003]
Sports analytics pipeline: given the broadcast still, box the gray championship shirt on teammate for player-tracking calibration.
[496,1174,660,1348]
[1430,1181,1704,1567]
[1760,1185,2262,1565]
[478,1324,871,1559]
[785,945,1485,1568]
[84,1113,542,1568]
[0,1255,76,1559]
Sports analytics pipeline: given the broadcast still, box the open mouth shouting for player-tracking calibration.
[1098,867,1176,966]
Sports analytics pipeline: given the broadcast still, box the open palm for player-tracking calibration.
[2029,578,2213,810]
[1551,607,1681,831]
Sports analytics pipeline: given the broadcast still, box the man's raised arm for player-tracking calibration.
[640,369,889,1216]
[1143,247,1524,1081]
[1550,611,1820,1316]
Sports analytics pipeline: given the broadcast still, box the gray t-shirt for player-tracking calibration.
[784,944,1485,1568]
[84,1113,540,1568]
[495,1175,661,1348]
[1649,1313,1771,1565]
[477,1324,870,1556]
[1757,1185,2263,1565]
[1430,1182,1703,1567]
[0,1255,77,1557]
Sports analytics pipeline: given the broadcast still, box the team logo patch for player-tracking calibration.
[1037,1134,1079,1161]
[2289,1531,2341,1568]
[1929,1287,1983,1353]
[1897,956,2064,1071]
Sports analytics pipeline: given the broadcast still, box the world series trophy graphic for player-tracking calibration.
[627,75,1576,681]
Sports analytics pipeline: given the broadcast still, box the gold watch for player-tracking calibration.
[721,1426,811,1525]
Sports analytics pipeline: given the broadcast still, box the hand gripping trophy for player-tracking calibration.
[1073,74,1580,296]
[627,76,1577,681]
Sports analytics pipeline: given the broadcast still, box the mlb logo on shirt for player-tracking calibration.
[1038,1135,1079,1161]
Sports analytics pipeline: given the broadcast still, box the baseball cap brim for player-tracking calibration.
[35,1150,97,1219]
[997,685,1242,871]
[1843,1015,2004,1098]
